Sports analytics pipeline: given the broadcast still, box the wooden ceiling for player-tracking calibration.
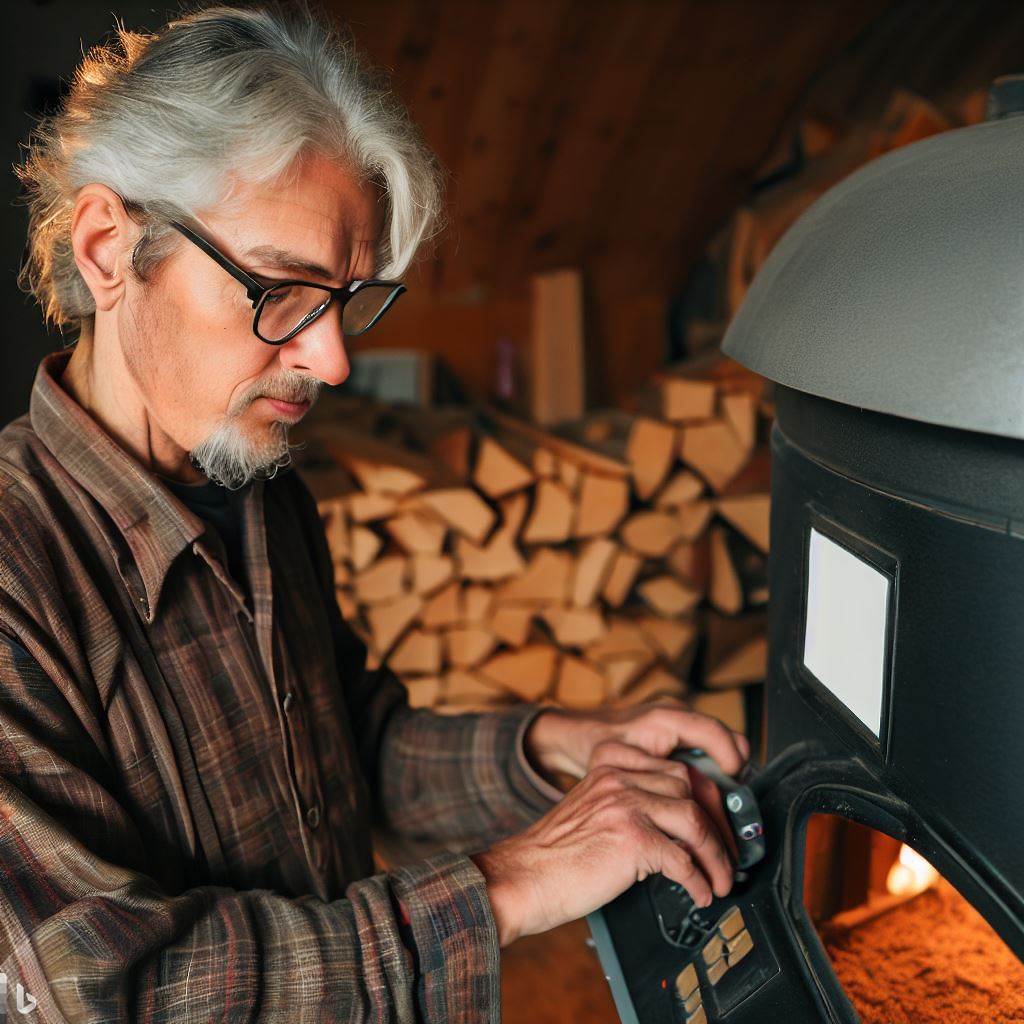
[325,0,1024,405]
[336,0,883,298]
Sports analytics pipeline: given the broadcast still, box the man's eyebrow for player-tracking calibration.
[243,243,337,281]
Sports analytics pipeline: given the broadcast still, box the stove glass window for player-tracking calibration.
[803,527,891,737]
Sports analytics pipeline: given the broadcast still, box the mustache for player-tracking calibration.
[246,378,319,405]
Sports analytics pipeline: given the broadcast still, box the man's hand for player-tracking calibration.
[523,697,750,784]
[470,700,752,947]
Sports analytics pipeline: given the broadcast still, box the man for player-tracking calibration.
[4,3,748,1021]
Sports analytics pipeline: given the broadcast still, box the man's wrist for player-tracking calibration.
[523,707,594,779]
[470,846,521,947]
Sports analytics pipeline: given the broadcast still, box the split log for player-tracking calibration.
[491,605,535,647]
[498,549,572,605]
[411,553,454,595]
[620,512,685,558]
[603,652,657,697]
[637,576,702,618]
[389,630,443,675]
[617,667,686,707]
[354,555,407,605]
[626,417,677,500]
[542,607,604,648]
[457,490,529,582]
[667,538,711,591]
[679,420,750,493]
[416,489,495,544]
[463,585,493,623]
[572,538,618,607]
[446,627,498,669]
[480,645,558,702]
[690,689,746,734]
[486,407,630,481]
[347,492,397,524]
[721,392,757,454]
[420,580,462,628]
[637,616,698,663]
[473,437,534,499]
[343,455,427,498]
[655,470,705,509]
[676,501,715,541]
[445,670,507,706]
[532,446,558,478]
[703,612,768,688]
[573,472,630,538]
[706,636,768,689]
[716,494,771,553]
[350,526,382,572]
[456,533,526,583]
[522,479,575,544]
[586,618,656,663]
[366,593,422,657]
[644,374,717,423]
[323,499,350,563]
[557,457,581,494]
[556,656,608,709]
[709,526,744,615]
[336,587,358,620]
[385,510,446,555]
[602,550,643,608]
[501,491,530,536]
[404,676,442,708]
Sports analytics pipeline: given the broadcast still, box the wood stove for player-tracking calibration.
[587,92,1024,1023]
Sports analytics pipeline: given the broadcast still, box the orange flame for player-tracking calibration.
[886,843,939,897]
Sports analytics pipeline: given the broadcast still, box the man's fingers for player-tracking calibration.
[643,791,735,899]
[689,766,739,864]
[598,766,692,800]
[589,739,691,779]
[661,710,747,777]
[653,834,713,908]
[731,730,751,763]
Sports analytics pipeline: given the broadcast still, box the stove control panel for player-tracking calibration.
[587,748,777,1024]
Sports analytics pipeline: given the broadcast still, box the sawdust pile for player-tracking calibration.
[820,880,1024,1024]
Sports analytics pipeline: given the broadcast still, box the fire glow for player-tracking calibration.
[885,843,939,898]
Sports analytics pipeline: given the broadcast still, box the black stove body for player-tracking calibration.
[588,101,1024,1023]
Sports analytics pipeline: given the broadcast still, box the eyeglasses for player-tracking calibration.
[168,220,406,345]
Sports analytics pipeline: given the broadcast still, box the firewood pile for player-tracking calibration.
[293,353,771,737]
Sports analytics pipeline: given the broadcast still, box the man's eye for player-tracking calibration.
[263,287,292,305]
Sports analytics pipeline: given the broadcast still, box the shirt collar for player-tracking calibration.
[30,348,210,622]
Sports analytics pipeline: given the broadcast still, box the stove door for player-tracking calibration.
[585,744,1023,1024]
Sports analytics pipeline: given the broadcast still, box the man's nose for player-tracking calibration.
[277,302,350,386]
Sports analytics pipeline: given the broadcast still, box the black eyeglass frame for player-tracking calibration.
[168,219,406,345]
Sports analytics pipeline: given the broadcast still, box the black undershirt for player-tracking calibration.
[163,476,250,596]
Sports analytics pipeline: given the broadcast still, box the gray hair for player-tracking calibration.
[14,1,443,333]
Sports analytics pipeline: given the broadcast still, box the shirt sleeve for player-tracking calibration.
[291,469,563,852]
[0,627,503,1023]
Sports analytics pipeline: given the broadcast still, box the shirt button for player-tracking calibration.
[306,805,321,829]
[282,691,294,714]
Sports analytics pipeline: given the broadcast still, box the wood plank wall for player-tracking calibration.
[326,0,1024,406]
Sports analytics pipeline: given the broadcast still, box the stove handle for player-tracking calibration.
[669,746,767,871]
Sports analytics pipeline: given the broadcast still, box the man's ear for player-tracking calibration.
[70,184,139,312]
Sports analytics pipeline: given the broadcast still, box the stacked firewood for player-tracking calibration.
[294,353,771,738]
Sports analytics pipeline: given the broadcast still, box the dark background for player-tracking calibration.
[7,0,1024,424]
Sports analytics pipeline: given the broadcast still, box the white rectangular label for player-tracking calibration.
[803,528,891,737]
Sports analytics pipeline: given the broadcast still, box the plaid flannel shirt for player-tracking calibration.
[0,349,563,1022]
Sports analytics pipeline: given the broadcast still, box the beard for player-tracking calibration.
[189,417,293,490]
[118,279,323,491]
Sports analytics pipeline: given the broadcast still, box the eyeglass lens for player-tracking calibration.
[256,282,402,342]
